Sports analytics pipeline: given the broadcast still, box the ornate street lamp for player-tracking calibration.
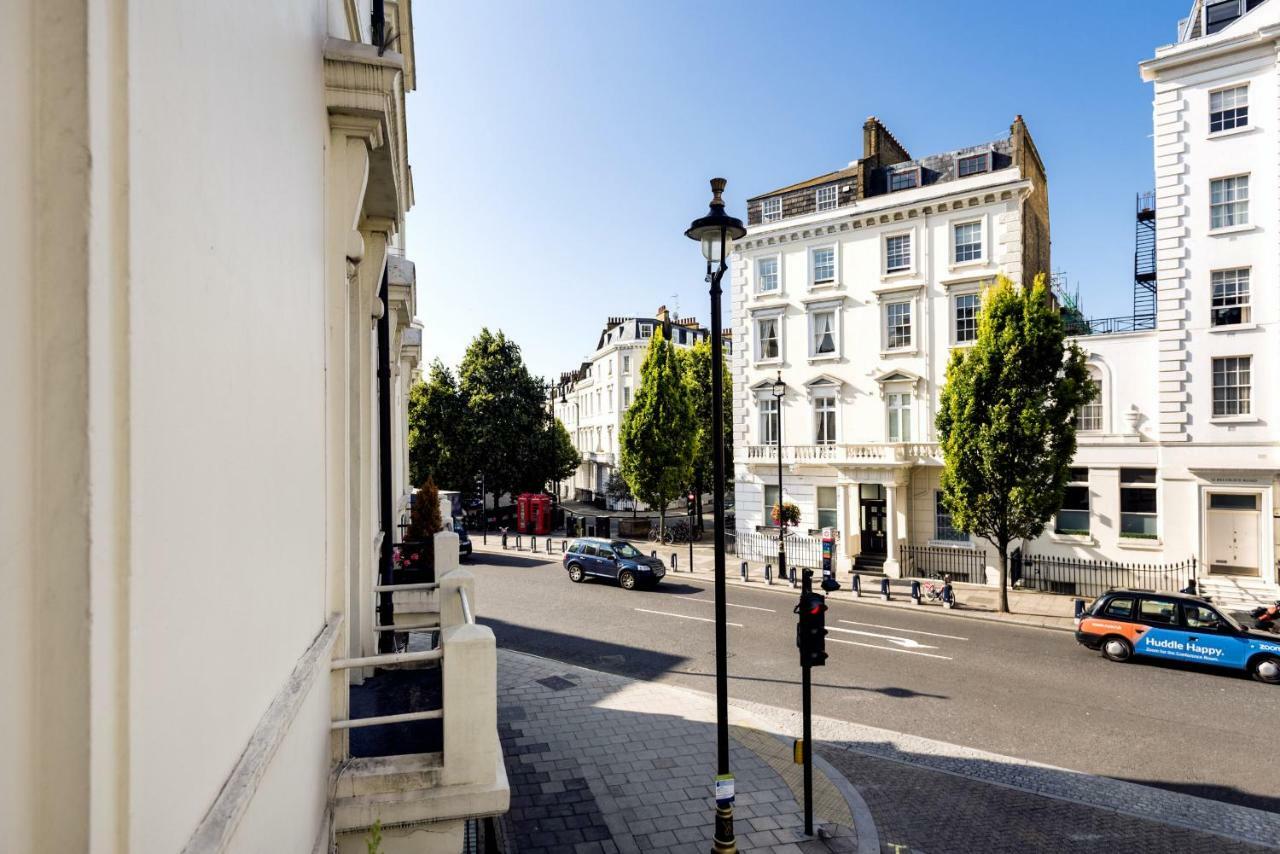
[771,371,787,586]
[685,178,745,853]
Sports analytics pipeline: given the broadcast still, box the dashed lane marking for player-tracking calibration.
[838,619,969,641]
[634,608,745,628]
[675,596,777,613]
[829,638,953,660]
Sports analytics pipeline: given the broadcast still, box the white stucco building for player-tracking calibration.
[1,2,506,852]
[555,307,729,508]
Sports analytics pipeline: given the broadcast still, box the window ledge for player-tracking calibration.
[807,355,840,365]
[1117,537,1163,551]
[882,269,916,281]
[880,348,919,358]
[1207,224,1257,237]
[1207,322,1257,333]
[947,260,989,273]
[950,340,977,349]
[755,359,783,368]
[1050,532,1096,546]
[1210,415,1261,425]
[810,280,839,290]
[1207,125,1257,141]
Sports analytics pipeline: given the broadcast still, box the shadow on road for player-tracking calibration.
[483,617,689,683]
[665,668,949,699]
[468,552,550,568]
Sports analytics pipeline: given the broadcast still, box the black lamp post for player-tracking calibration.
[771,371,787,585]
[686,178,745,854]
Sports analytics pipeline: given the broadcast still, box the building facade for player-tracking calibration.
[555,307,728,508]
[1,1,505,852]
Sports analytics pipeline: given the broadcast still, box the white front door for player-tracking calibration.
[1206,492,1260,575]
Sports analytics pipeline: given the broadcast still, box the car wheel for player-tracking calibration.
[568,564,585,583]
[1249,654,1280,685]
[1101,636,1133,663]
[618,570,637,590]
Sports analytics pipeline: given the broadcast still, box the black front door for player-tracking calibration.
[861,499,887,555]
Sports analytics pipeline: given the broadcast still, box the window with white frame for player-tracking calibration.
[935,491,966,541]
[757,256,780,293]
[761,197,781,223]
[1212,356,1251,416]
[811,246,835,284]
[815,185,838,211]
[608,361,613,375]
[756,316,781,361]
[759,397,780,445]
[886,392,912,441]
[764,484,781,526]
[816,487,837,530]
[640,324,652,338]
[1211,268,1251,326]
[954,221,982,263]
[622,385,631,408]
[885,233,912,273]
[1056,468,1091,535]
[885,301,912,350]
[954,292,980,343]
[622,355,630,373]
[1077,369,1102,432]
[1210,85,1248,132]
[957,152,989,177]
[1119,468,1157,538]
[810,309,837,357]
[814,395,837,445]
[1210,175,1249,228]
[888,168,918,192]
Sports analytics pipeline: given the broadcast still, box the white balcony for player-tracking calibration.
[742,442,941,468]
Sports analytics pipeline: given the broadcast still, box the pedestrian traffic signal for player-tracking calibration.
[795,591,828,667]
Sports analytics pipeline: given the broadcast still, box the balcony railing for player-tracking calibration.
[743,442,940,466]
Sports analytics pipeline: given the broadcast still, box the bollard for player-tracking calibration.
[671,552,678,572]
[531,536,539,554]
[1073,598,1086,619]
[515,533,522,550]
[546,536,552,553]
[501,531,509,550]
[790,567,798,589]
[943,584,957,609]
[561,540,567,554]
[851,573,861,598]
[741,561,748,582]
[651,550,657,559]
[910,580,921,605]
[880,577,891,601]
[765,563,772,585]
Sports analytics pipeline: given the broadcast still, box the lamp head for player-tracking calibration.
[685,178,746,266]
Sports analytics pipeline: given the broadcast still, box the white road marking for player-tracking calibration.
[838,619,969,641]
[634,608,744,628]
[827,626,939,650]
[829,638,953,660]
[676,596,776,613]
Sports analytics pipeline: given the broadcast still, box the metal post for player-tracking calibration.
[689,533,694,578]
[801,567,814,836]
[776,384,787,612]
[672,552,678,572]
[710,230,734,853]
[376,268,395,653]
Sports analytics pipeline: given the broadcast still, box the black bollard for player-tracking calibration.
[880,577,891,601]
[851,573,861,598]
[1074,598,1086,619]
[740,561,748,582]
[910,580,921,604]
[765,563,772,585]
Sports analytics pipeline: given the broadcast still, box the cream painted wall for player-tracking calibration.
[0,1,35,850]
[126,2,331,850]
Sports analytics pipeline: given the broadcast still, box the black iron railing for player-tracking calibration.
[1064,314,1156,336]
[899,544,986,584]
[1016,553,1195,599]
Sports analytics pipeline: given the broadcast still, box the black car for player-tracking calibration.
[563,538,665,590]
[455,522,472,560]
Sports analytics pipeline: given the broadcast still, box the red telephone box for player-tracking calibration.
[516,493,553,535]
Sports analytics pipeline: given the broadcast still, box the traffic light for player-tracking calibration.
[795,591,828,667]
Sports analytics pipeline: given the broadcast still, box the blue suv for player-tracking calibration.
[563,538,666,590]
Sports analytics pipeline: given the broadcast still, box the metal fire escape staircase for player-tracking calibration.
[1133,191,1157,328]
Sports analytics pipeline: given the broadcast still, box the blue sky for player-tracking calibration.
[405,0,1190,381]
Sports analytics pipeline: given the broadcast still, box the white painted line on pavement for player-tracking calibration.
[676,596,776,613]
[838,619,969,641]
[634,608,744,628]
[827,626,939,650]
[829,638,953,660]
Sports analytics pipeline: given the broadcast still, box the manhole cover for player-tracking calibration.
[536,675,576,691]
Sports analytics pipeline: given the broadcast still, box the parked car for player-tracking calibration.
[1076,590,1280,684]
[455,522,472,561]
[563,538,665,590]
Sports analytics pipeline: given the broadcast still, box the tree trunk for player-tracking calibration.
[659,506,666,540]
[996,544,1010,613]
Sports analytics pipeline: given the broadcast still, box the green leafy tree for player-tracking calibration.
[619,327,696,537]
[936,275,1094,612]
[606,470,635,517]
[408,360,471,490]
[542,418,581,492]
[681,337,733,529]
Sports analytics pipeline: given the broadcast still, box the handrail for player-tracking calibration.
[373,582,439,592]
[331,708,442,730]
[459,587,474,625]
[372,621,440,632]
[330,648,442,670]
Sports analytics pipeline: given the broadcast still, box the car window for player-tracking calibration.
[568,543,581,554]
[614,543,642,559]
[1182,602,1229,631]
[1102,597,1136,619]
[1138,599,1177,625]
[597,546,615,559]
[580,544,597,557]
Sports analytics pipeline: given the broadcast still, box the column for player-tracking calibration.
[883,483,901,577]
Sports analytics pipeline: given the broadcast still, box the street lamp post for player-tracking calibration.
[771,372,786,585]
[686,178,746,854]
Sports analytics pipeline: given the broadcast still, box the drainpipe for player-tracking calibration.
[377,268,395,653]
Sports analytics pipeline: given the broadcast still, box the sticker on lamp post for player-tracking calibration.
[714,773,735,805]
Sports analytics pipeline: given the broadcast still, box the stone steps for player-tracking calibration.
[1197,575,1280,610]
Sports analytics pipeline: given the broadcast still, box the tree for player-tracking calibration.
[408,360,472,490]
[681,337,733,530]
[543,418,581,493]
[619,327,696,537]
[936,275,1094,612]
[605,470,635,516]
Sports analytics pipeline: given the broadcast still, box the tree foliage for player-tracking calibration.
[936,275,1094,612]
[619,327,696,534]
[680,337,733,497]
[605,470,634,514]
[407,329,579,503]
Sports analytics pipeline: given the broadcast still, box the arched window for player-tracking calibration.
[1078,368,1103,433]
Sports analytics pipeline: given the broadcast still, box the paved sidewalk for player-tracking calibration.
[495,649,1280,854]
[475,540,1079,632]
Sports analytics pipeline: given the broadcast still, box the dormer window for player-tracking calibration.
[957,153,990,177]
[761,197,782,223]
[639,324,652,339]
[815,185,838,212]
[888,168,918,193]
[1205,0,1264,34]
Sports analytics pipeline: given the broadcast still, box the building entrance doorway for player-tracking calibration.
[1206,492,1260,576]
[859,484,887,556]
